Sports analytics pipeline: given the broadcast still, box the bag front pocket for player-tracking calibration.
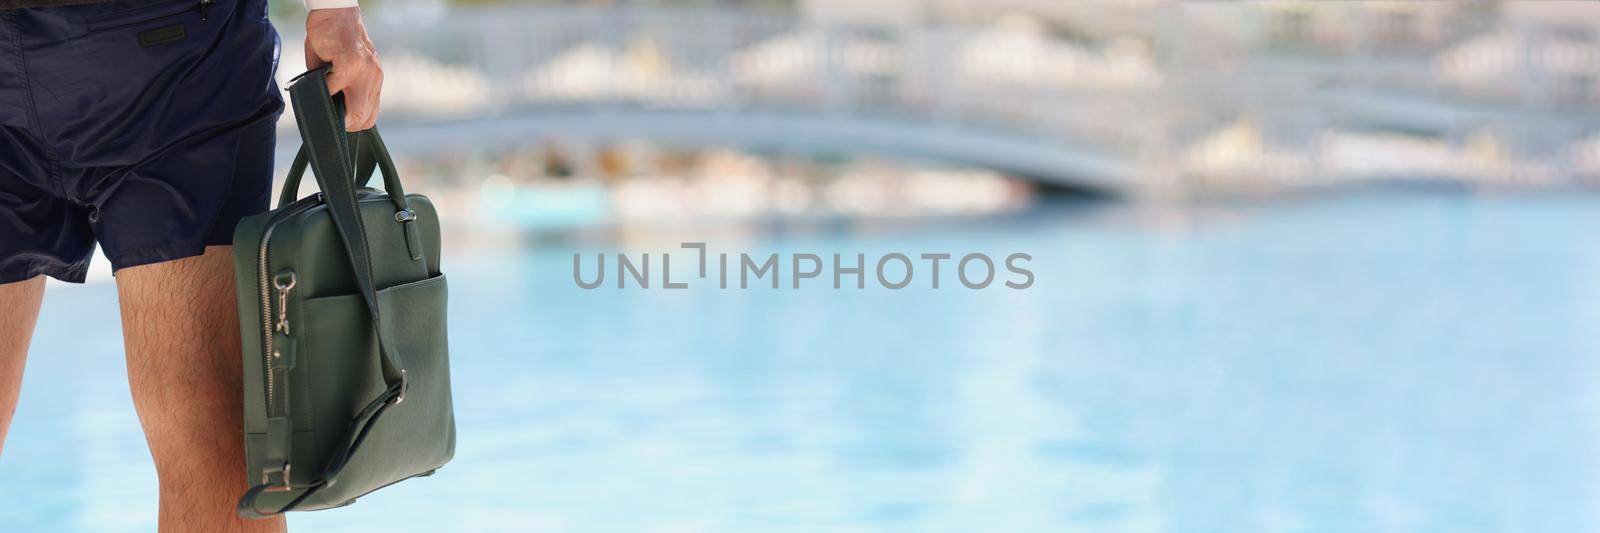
[296,273,454,505]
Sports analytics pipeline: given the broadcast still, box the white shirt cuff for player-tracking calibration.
[305,0,358,10]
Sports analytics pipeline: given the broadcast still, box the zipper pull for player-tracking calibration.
[273,270,296,336]
[198,0,215,22]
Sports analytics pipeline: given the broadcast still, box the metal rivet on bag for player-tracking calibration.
[395,209,416,223]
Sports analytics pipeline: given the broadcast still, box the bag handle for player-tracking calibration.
[279,128,409,210]
[238,67,411,518]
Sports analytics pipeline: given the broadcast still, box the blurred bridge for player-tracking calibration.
[277,4,1600,191]
[372,108,1136,190]
[277,6,1155,192]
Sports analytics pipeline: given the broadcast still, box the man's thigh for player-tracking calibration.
[115,246,246,482]
[117,247,287,531]
[115,247,242,428]
[0,276,46,455]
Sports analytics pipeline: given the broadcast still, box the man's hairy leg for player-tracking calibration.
[116,247,285,533]
[0,276,45,457]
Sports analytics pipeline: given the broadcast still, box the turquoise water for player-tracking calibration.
[3,191,1599,532]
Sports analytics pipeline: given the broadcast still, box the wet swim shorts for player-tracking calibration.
[0,0,282,283]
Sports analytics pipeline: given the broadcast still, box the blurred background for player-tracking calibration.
[286,0,1600,221]
[5,0,1600,531]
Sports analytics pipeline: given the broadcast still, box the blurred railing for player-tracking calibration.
[280,6,1160,160]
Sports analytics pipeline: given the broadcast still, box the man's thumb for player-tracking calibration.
[304,44,328,72]
[324,65,353,96]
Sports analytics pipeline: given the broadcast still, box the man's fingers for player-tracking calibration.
[324,65,355,97]
[351,83,374,130]
[358,71,383,130]
[318,54,381,131]
[364,84,382,130]
[326,71,362,131]
[331,78,379,131]
[304,37,327,72]
[322,65,378,131]
[365,69,383,129]
[342,81,374,132]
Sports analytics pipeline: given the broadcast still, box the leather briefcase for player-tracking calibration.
[232,67,455,517]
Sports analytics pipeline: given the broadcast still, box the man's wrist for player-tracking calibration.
[305,0,358,10]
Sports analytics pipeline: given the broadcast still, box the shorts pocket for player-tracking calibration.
[85,0,199,32]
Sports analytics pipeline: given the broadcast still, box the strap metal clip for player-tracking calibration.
[262,462,293,492]
[389,369,409,406]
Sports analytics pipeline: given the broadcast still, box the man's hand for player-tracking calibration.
[305,7,382,131]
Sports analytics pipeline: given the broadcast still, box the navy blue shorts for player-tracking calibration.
[0,0,283,283]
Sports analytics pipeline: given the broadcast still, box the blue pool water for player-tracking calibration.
[2,191,1599,532]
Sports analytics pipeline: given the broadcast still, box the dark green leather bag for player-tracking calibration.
[232,67,455,518]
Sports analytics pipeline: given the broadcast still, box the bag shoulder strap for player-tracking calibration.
[238,67,410,519]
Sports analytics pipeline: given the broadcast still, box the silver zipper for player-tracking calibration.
[257,193,323,416]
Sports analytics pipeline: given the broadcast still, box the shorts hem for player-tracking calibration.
[108,241,213,273]
[0,261,88,285]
